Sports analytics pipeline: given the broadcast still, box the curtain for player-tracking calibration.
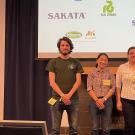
[4,0,51,132]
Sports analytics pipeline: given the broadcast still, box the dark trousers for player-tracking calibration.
[121,98,135,135]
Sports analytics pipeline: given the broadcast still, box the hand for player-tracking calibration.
[64,93,72,100]
[116,101,122,111]
[96,98,105,110]
[61,94,71,105]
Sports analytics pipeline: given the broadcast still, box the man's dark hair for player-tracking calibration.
[127,46,135,54]
[57,36,74,51]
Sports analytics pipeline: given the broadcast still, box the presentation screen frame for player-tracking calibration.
[38,0,135,59]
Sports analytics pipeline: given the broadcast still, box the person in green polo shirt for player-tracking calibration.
[46,36,84,135]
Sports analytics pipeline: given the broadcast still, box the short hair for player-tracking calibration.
[127,46,135,54]
[57,36,74,51]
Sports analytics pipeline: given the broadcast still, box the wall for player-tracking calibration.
[0,0,5,120]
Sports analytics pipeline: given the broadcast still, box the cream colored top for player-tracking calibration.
[116,62,135,100]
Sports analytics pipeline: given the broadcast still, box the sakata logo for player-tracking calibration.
[101,0,116,16]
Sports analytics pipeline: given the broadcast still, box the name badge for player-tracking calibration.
[48,97,57,105]
[131,76,135,83]
[103,80,110,86]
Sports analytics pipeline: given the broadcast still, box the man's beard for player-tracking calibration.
[59,50,72,55]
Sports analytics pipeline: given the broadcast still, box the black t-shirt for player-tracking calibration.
[46,57,84,99]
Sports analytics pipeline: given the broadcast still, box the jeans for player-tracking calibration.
[51,100,79,135]
[121,98,135,135]
[88,98,113,135]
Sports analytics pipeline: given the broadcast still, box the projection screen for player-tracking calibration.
[38,0,135,58]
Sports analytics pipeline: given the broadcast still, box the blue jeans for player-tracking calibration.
[51,100,79,135]
[88,98,113,135]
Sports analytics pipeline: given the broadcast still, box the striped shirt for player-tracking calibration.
[116,62,135,100]
[87,68,115,97]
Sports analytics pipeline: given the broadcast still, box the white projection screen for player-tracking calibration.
[38,0,135,59]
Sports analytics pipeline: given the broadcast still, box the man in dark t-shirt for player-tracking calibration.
[46,37,84,135]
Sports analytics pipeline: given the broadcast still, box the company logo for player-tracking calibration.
[85,31,96,40]
[132,20,135,26]
[74,0,82,1]
[68,64,76,70]
[48,12,86,19]
[65,31,82,39]
[101,0,116,16]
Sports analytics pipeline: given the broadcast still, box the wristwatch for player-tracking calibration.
[103,97,107,102]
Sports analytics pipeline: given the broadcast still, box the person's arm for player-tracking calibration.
[66,73,81,99]
[88,90,105,109]
[88,90,98,102]
[116,87,122,111]
[87,73,98,101]
[49,72,64,96]
[116,67,122,111]
[87,72,105,109]
[102,91,113,103]
[102,73,115,103]
[49,72,71,105]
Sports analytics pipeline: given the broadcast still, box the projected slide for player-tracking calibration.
[38,0,135,58]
